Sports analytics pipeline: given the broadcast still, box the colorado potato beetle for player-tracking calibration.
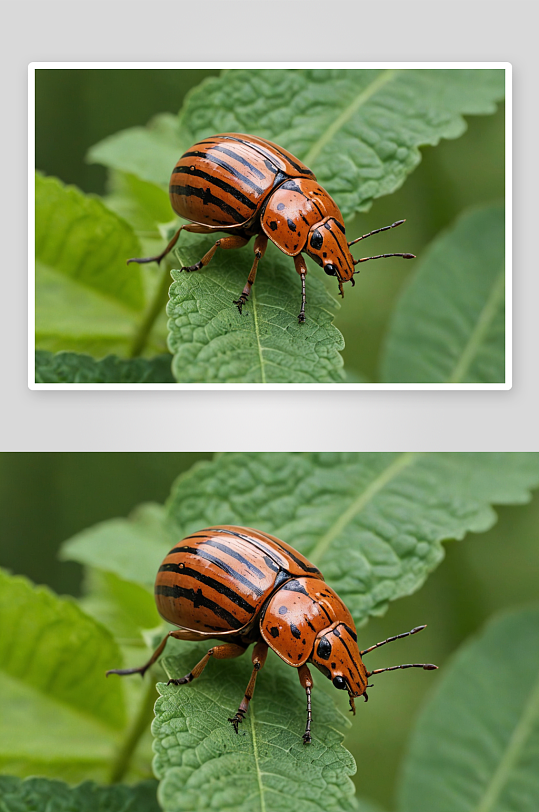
[107,526,437,743]
[127,133,415,323]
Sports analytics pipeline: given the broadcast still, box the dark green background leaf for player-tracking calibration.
[398,607,539,812]
[0,775,160,812]
[381,205,505,383]
[35,350,174,383]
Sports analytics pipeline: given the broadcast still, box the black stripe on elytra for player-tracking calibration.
[343,624,358,642]
[180,151,265,196]
[172,166,257,210]
[257,533,320,574]
[155,583,241,628]
[158,562,255,613]
[213,528,285,569]
[169,184,245,224]
[172,546,265,597]
[200,538,266,579]
[227,136,314,177]
[195,142,267,180]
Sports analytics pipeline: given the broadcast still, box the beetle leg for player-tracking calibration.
[297,664,314,744]
[106,628,205,678]
[127,223,216,266]
[233,233,268,314]
[168,643,247,686]
[293,255,308,323]
[181,235,249,273]
[228,640,269,733]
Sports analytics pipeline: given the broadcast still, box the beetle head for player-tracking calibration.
[306,219,355,292]
[311,623,368,711]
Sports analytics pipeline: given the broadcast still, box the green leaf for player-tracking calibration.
[35,172,145,311]
[152,644,360,812]
[0,568,125,728]
[167,237,344,383]
[380,205,505,383]
[79,569,161,642]
[35,350,174,383]
[398,607,539,812]
[87,113,188,189]
[0,569,133,781]
[179,68,505,219]
[60,503,176,591]
[0,775,160,812]
[165,453,539,627]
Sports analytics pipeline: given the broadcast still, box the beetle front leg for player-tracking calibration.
[167,643,247,686]
[106,628,207,678]
[127,223,216,266]
[228,640,269,733]
[293,255,308,323]
[181,235,249,273]
[233,233,268,314]
[297,664,314,744]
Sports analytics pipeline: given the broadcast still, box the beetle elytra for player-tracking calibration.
[107,525,437,743]
[127,133,415,323]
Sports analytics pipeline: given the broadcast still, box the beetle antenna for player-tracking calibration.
[361,625,427,657]
[352,252,415,269]
[348,219,406,247]
[367,663,438,676]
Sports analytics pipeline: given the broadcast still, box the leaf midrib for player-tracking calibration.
[473,670,539,812]
[308,452,419,566]
[447,267,505,383]
[303,69,399,167]
[249,698,267,812]
[251,286,267,384]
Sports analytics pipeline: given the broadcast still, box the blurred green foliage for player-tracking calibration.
[1,453,537,810]
[35,69,504,381]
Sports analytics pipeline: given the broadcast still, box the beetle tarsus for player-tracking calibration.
[302,731,312,745]
[180,261,203,273]
[233,295,248,314]
[167,673,193,685]
[228,709,246,733]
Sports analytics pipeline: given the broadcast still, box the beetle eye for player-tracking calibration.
[324,263,338,277]
[333,676,347,690]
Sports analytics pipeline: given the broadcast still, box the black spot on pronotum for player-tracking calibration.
[269,221,278,231]
[278,606,288,615]
[287,219,297,232]
[270,627,280,638]
[310,229,323,250]
[317,637,332,660]
[282,580,310,596]
[277,202,285,211]
[290,624,301,639]
[331,662,336,669]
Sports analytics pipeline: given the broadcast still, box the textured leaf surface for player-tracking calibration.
[153,644,360,812]
[165,453,539,627]
[0,775,160,812]
[35,173,144,310]
[0,568,125,728]
[35,350,174,383]
[167,237,344,383]
[381,205,505,383]
[398,607,539,812]
[179,68,505,220]
[60,503,176,591]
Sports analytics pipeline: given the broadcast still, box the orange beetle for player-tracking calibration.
[107,526,437,743]
[127,134,414,323]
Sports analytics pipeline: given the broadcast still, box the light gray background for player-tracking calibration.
[3,1,536,451]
